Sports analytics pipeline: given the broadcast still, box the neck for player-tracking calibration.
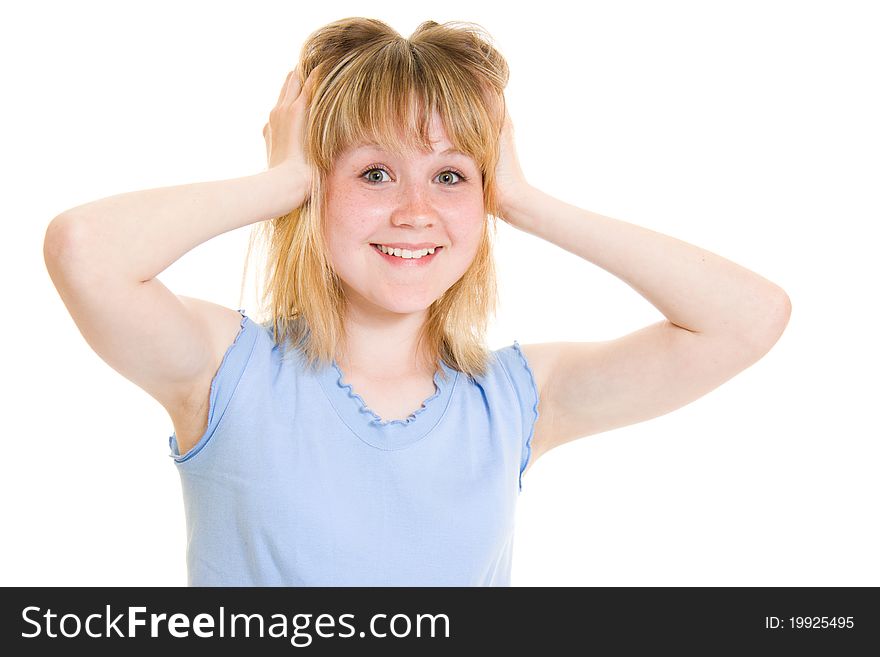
[336,301,435,380]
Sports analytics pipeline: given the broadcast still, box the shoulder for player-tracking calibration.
[512,342,558,399]
[167,300,250,439]
[158,298,251,420]
[507,342,560,469]
[177,297,250,370]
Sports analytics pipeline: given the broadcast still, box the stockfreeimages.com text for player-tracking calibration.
[21,605,451,646]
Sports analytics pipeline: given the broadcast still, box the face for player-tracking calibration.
[323,111,485,318]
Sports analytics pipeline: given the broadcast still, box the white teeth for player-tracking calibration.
[376,244,437,259]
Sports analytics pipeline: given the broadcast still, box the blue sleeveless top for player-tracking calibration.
[167,309,540,586]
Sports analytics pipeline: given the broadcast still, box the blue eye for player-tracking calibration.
[361,167,391,183]
[359,165,468,185]
[436,170,463,185]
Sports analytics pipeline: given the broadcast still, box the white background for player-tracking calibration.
[3,0,877,586]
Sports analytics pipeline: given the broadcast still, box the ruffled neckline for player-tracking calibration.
[330,360,445,427]
[316,355,459,450]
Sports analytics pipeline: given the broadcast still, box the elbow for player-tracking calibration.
[43,214,90,279]
[747,288,792,354]
[768,287,792,334]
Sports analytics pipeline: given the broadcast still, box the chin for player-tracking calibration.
[340,278,442,316]
[372,295,436,315]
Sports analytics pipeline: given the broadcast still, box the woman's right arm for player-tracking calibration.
[42,67,314,424]
[43,169,304,412]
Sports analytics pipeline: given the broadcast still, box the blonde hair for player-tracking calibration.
[241,17,510,381]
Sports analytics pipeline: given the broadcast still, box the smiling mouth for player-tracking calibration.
[370,244,444,261]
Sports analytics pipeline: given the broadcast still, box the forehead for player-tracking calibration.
[350,141,469,158]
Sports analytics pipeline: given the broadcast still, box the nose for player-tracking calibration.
[390,180,437,228]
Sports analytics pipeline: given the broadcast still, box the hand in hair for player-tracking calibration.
[263,65,318,201]
[494,107,532,225]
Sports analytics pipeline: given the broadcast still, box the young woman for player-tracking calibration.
[43,17,790,586]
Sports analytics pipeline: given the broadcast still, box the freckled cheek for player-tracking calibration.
[445,211,485,248]
[325,201,377,249]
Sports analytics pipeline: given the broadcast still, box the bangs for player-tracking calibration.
[308,39,499,174]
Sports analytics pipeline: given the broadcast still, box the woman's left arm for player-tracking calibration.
[495,110,790,345]
[503,185,791,345]
[494,110,791,467]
